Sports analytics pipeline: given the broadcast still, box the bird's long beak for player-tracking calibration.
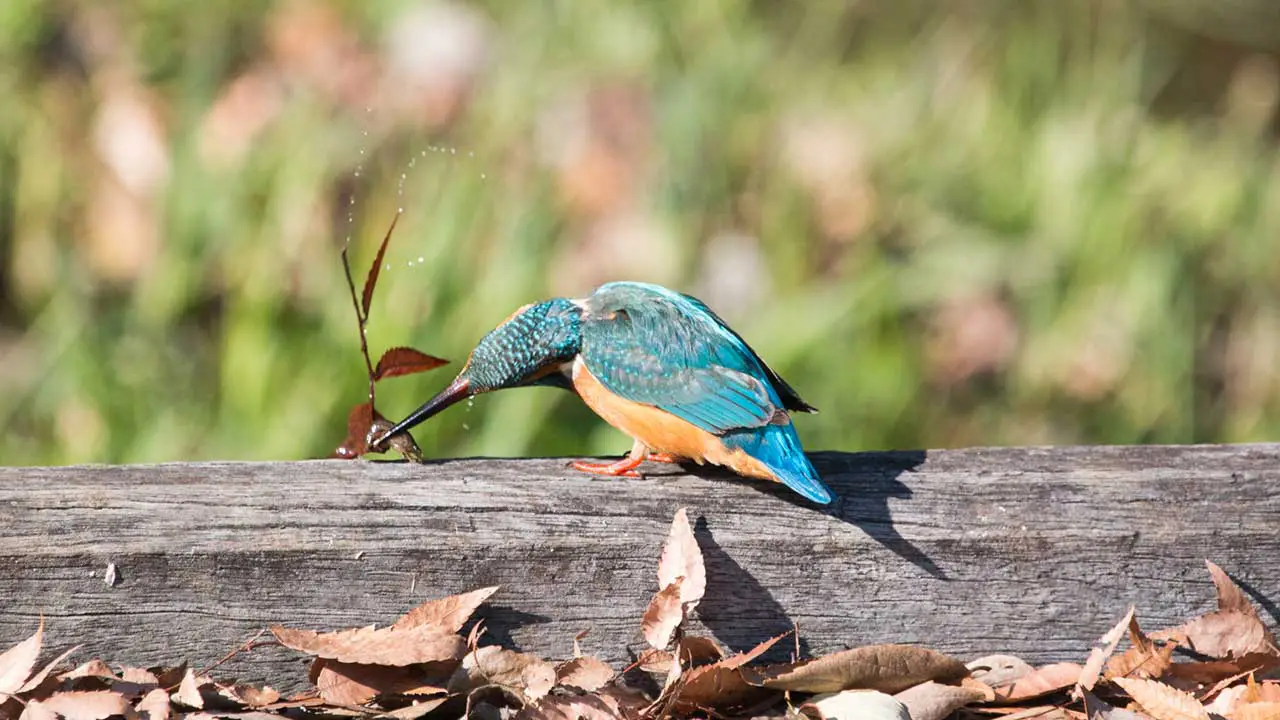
[373,376,472,446]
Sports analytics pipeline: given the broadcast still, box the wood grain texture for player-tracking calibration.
[2,445,1279,691]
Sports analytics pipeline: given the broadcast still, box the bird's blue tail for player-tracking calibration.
[722,423,833,504]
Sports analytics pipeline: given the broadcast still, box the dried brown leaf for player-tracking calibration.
[119,668,158,686]
[18,699,58,720]
[642,579,685,651]
[381,697,451,719]
[175,668,204,708]
[1179,610,1274,659]
[39,690,132,720]
[801,690,911,720]
[59,660,115,681]
[309,658,438,706]
[992,663,1082,703]
[1106,616,1174,681]
[1207,560,1253,615]
[221,684,280,707]
[1235,702,1280,720]
[1164,654,1280,684]
[392,586,500,634]
[374,347,450,381]
[657,508,705,609]
[516,694,628,720]
[555,656,615,692]
[968,654,1036,688]
[18,645,81,694]
[669,632,792,713]
[333,401,375,459]
[675,636,725,668]
[1113,677,1210,720]
[0,619,43,697]
[894,680,989,720]
[137,687,170,720]
[1077,607,1135,693]
[744,644,968,695]
[451,646,556,704]
[270,622,465,666]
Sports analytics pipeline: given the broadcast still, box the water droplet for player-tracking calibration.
[480,173,487,179]
[468,151,474,157]
[384,264,391,271]
[466,398,475,409]
[417,256,424,263]
[462,423,470,430]
[398,206,404,213]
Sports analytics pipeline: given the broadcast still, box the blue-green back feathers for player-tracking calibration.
[580,282,832,504]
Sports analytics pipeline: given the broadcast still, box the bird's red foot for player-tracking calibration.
[571,456,644,478]
[647,452,685,464]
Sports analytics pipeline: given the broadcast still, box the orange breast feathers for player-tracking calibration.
[570,358,780,483]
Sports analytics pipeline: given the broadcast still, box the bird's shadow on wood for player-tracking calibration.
[684,450,944,581]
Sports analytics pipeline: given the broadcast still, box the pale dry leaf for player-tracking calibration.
[1259,681,1280,702]
[225,684,281,707]
[992,663,1082,703]
[39,690,132,720]
[381,697,451,720]
[0,619,44,697]
[1077,607,1136,693]
[1106,615,1174,681]
[18,699,58,720]
[310,658,446,706]
[1206,561,1253,615]
[1164,654,1280,685]
[174,668,204,709]
[270,622,466,666]
[641,579,685,651]
[555,656,615,692]
[392,586,500,634]
[1113,677,1210,720]
[515,694,626,720]
[894,680,989,720]
[452,646,556,704]
[1203,685,1247,716]
[801,690,911,720]
[675,635,725,667]
[1179,610,1274,659]
[59,660,115,681]
[137,687,170,720]
[657,508,705,609]
[968,654,1036,688]
[744,644,969,694]
[667,632,789,713]
[1234,702,1280,720]
[18,645,82,694]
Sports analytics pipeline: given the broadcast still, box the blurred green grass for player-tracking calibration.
[2,0,1280,466]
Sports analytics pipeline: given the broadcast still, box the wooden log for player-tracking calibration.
[2,445,1279,691]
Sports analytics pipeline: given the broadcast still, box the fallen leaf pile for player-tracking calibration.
[2,511,1278,720]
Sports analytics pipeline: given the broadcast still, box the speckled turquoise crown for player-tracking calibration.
[465,298,583,391]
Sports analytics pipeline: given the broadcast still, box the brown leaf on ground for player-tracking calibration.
[0,619,44,697]
[968,654,1036,688]
[18,699,58,720]
[219,683,280,707]
[38,690,132,720]
[309,658,444,706]
[59,660,115,682]
[137,687,170,720]
[801,690,911,720]
[451,646,556,705]
[516,694,628,720]
[1234,702,1280,720]
[1105,615,1175,681]
[392,586,500,634]
[555,656,615,692]
[1207,560,1253,615]
[174,668,205,708]
[119,667,159,685]
[1077,607,1135,693]
[992,663,1082,703]
[744,644,968,695]
[642,579,685,651]
[1151,562,1278,659]
[894,680,989,720]
[381,697,451,720]
[1163,653,1280,685]
[151,663,187,690]
[1113,677,1210,720]
[271,622,466,666]
[19,645,81,694]
[657,508,705,610]
[374,347,450,381]
[675,636,725,669]
[669,632,790,713]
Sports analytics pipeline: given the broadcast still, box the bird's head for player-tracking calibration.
[373,298,583,443]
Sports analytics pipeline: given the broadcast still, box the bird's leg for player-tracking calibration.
[647,452,686,464]
[570,439,648,478]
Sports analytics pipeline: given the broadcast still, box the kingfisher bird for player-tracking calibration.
[374,281,833,504]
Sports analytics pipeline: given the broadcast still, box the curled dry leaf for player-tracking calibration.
[451,646,556,705]
[38,690,132,720]
[642,579,685,651]
[1106,615,1175,681]
[1112,677,1210,720]
[136,687,170,720]
[801,690,911,720]
[392,586,500,634]
[991,663,1082,703]
[555,656,615,692]
[1152,561,1278,659]
[310,658,444,706]
[675,636,725,667]
[968,654,1036,687]
[893,680,990,720]
[270,622,466,666]
[1234,702,1280,720]
[743,644,968,695]
[18,699,58,720]
[174,667,204,708]
[516,694,627,720]
[0,619,43,697]
[1076,607,1136,693]
[1164,653,1280,685]
[658,508,706,609]
[374,347,450,381]
[669,632,788,714]
[333,401,376,459]
[60,660,115,681]
[1207,560,1253,615]
[19,645,82,694]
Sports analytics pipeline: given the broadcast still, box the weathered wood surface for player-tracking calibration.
[2,445,1279,691]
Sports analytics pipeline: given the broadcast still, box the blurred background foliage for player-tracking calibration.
[2,0,1280,466]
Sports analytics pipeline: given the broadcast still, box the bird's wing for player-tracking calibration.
[580,283,786,435]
